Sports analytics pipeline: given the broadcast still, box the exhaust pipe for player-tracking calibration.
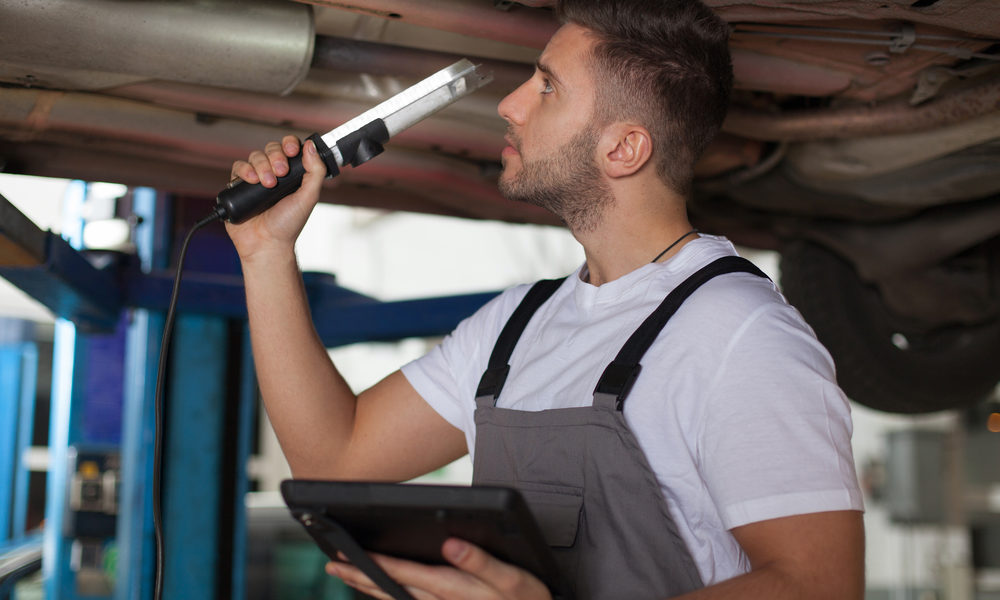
[0,0,314,95]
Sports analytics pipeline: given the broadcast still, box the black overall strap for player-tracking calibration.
[594,256,769,410]
[476,277,567,404]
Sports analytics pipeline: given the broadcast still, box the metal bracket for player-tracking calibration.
[890,23,916,54]
[911,66,955,105]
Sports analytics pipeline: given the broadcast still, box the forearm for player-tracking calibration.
[671,566,798,600]
[242,246,357,477]
[672,563,862,600]
[673,511,865,600]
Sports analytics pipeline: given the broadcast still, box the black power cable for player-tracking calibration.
[152,207,225,600]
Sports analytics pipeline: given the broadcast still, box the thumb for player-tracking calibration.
[299,139,328,196]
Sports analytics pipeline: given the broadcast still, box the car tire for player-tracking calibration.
[779,241,1000,413]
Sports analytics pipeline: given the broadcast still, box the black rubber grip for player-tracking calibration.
[216,153,307,224]
[216,133,340,224]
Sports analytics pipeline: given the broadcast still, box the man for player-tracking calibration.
[227,0,865,598]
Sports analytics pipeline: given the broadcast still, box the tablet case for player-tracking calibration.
[280,479,570,600]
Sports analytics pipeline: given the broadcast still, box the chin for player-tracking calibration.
[498,165,518,184]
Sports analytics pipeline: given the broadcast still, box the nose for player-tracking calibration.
[498,78,531,126]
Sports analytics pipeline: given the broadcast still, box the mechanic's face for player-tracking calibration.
[497,24,612,232]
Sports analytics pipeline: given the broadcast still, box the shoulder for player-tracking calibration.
[647,237,838,402]
[652,236,791,336]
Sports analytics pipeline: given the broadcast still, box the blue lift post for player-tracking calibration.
[162,314,230,600]
[116,187,168,600]
[157,198,253,600]
[117,191,252,600]
[0,320,43,596]
[0,185,501,599]
[42,179,94,600]
[230,325,256,600]
[0,339,38,546]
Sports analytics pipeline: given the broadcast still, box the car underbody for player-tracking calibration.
[1,0,998,412]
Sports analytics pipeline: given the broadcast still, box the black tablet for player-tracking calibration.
[280,479,570,599]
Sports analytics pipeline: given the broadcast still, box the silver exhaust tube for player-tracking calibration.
[0,0,314,95]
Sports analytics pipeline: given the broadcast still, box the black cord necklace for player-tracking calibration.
[650,229,698,263]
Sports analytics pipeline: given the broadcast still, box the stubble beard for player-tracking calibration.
[498,125,613,234]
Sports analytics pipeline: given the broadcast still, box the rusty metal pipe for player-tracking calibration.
[311,35,531,93]
[299,0,557,49]
[301,2,868,100]
[104,80,505,160]
[0,87,503,167]
[0,0,314,94]
[724,73,1000,141]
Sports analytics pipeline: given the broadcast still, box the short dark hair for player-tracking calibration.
[557,0,732,196]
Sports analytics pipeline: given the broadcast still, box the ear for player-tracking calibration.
[600,123,653,178]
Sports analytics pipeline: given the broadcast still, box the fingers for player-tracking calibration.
[281,135,301,156]
[444,539,550,599]
[324,542,550,600]
[230,159,256,185]
[442,539,526,594]
[326,560,428,600]
[229,136,303,188]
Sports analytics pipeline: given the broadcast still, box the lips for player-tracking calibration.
[502,133,520,158]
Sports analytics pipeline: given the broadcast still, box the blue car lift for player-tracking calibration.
[0,339,37,550]
[0,185,498,599]
[0,331,40,600]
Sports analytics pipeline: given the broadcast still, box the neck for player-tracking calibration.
[575,196,697,286]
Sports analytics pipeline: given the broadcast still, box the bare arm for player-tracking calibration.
[674,510,865,600]
[229,136,466,481]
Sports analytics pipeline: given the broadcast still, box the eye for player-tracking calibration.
[541,78,554,94]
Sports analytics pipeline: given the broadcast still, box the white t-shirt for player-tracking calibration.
[402,236,863,585]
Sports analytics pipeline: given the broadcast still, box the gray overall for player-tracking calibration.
[471,256,768,599]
